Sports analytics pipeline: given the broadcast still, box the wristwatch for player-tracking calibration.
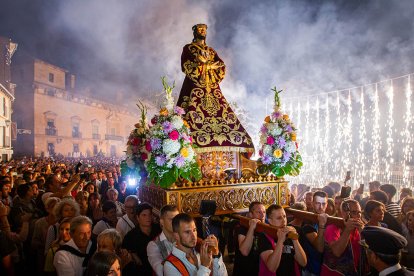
[213,252,221,259]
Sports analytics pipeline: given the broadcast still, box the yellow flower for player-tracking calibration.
[291,133,297,141]
[183,120,190,129]
[273,149,283,158]
[180,147,189,158]
[160,108,169,116]
[264,116,271,123]
[283,114,289,121]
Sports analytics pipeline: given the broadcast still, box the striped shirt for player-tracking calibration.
[386,202,401,218]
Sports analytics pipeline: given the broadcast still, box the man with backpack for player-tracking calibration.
[53,216,96,276]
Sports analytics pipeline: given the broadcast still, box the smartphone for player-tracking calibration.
[345,170,351,182]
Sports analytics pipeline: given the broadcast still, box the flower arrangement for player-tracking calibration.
[145,77,202,188]
[258,86,303,177]
[121,101,149,182]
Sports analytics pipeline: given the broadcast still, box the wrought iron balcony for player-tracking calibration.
[45,128,58,136]
[105,134,124,141]
[72,132,82,138]
[92,133,101,140]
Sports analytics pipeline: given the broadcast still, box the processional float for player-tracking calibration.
[122,24,303,217]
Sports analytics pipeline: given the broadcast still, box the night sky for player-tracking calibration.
[1,0,414,118]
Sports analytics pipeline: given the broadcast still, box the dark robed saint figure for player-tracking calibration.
[177,24,254,154]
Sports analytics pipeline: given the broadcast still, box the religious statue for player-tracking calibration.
[176,24,254,154]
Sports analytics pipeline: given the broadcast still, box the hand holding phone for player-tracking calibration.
[344,170,351,184]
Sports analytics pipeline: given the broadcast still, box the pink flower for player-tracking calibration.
[145,140,152,152]
[174,106,185,115]
[131,137,140,146]
[151,116,158,125]
[169,130,179,141]
[141,152,148,160]
[267,136,275,145]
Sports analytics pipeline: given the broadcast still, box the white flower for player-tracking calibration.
[186,147,195,160]
[263,145,273,155]
[171,115,184,129]
[126,158,135,169]
[166,158,175,168]
[270,126,283,136]
[162,139,181,156]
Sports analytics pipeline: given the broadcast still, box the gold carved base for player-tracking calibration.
[197,151,238,180]
[139,175,289,216]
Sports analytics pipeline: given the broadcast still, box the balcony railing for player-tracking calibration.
[105,134,124,141]
[45,128,58,136]
[72,132,82,138]
[92,133,101,140]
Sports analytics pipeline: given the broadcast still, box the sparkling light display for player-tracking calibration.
[402,76,413,186]
[384,81,394,181]
[282,74,414,190]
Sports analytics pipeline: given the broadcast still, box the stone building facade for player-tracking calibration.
[0,37,17,161]
[12,58,142,158]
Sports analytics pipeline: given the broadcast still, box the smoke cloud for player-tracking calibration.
[2,0,414,141]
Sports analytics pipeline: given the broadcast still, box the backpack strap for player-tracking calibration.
[165,254,190,276]
[57,245,86,258]
[57,240,97,267]
[83,240,97,267]
[122,216,134,230]
[154,235,170,261]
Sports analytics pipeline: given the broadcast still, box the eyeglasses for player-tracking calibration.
[349,210,362,216]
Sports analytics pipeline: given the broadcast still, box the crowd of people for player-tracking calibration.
[0,157,413,276]
[233,181,414,276]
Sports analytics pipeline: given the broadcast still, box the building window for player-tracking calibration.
[73,144,79,153]
[72,123,81,138]
[110,145,116,157]
[0,127,4,147]
[49,73,54,83]
[47,119,55,128]
[3,98,6,117]
[92,125,100,139]
[48,143,55,156]
[44,111,58,135]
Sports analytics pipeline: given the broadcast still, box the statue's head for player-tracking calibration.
[192,24,207,42]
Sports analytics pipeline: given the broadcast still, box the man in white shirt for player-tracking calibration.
[147,204,179,276]
[53,216,96,276]
[163,213,227,276]
[115,195,138,238]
